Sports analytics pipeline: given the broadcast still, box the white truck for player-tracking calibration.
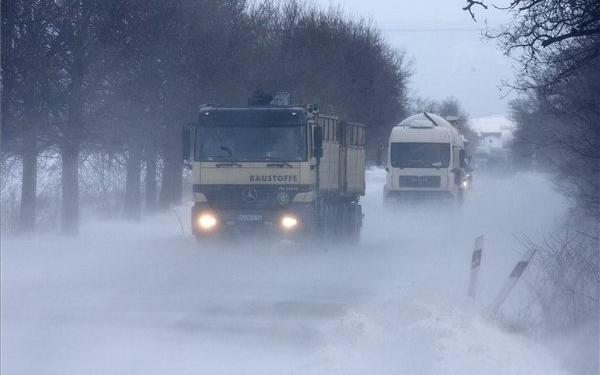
[383,112,468,202]
[182,94,366,242]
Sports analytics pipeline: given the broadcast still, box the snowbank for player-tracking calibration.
[2,169,572,374]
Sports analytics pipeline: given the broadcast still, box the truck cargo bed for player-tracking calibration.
[317,115,365,197]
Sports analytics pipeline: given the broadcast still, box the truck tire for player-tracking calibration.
[341,202,361,244]
[349,203,362,243]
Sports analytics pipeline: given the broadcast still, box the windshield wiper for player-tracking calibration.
[267,161,293,168]
[216,161,242,167]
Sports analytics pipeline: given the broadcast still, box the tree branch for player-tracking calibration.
[463,0,488,21]
[541,27,600,47]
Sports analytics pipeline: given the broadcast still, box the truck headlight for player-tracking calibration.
[198,214,217,230]
[281,216,298,229]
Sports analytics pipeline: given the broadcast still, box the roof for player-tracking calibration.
[390,113,464,146]
[469,114,515,133]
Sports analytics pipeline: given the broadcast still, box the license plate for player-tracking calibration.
[238,214,263,222]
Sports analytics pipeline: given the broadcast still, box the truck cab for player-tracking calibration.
[383,113,466,202]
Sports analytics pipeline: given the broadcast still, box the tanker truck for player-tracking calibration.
[383,112,468,202]
[182,93,366,242]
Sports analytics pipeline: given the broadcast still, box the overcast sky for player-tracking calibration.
[313,0,518,117]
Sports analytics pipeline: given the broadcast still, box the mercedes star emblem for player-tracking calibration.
[242,187,258,202]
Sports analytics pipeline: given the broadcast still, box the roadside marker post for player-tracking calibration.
[468,235,484,298]
[490,248,536,316]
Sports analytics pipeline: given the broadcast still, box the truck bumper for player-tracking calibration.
[191,203,314,238]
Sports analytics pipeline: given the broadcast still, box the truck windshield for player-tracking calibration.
[390,142,450,168]
[196,124,307,162]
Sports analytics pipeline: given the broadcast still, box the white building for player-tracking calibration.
[469,114,515,170]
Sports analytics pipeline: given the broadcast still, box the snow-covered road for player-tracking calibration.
[2,169,570,374]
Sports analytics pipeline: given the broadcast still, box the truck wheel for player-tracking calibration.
[342,202,361,244]
[350,204,362,243]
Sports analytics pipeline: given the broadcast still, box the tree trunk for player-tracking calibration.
[158,152,182,209]
[144,146,157,213]
[158,130,183,209]
[60,90,83,235]
[18,135,37,233]
[60,141,80,235]
[17,86,38,233]
[124,142,142,220]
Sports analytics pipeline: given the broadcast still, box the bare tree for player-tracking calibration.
[2,0,412,232]
[463,0,599,218]
[510,59,600,219]
[249,1,410,160]
[1,0,61,233]
[476,3,600,360]
[464,0,600,87]
[50,1,105,234]
[50,0,145,230]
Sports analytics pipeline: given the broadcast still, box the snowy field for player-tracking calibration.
[2,169,572,375]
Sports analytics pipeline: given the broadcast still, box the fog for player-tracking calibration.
[2,169,576,374]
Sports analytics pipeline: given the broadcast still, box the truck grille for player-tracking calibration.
[399,175,441,188]
[194,184,309,207]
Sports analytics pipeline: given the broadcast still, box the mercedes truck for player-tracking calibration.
[183,95,366,242]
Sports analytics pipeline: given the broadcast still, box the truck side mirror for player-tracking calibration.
[459,149,466,168]
[182,128,191,162]
[313,126,323,159]
[451,168,461,185]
